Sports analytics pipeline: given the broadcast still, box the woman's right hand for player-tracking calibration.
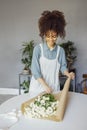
[44,85,53,93]
[37,77,53,93]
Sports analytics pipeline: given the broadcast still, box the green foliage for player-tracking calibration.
[20,80,30,93]
[34,93,57,109]
[21,40,34,70]
[59,40,77,70]
[20,40,34,93]
[42,93,56,102]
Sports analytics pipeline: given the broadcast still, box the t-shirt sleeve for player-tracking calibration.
[31,45,42,79]
[59,47,68,74]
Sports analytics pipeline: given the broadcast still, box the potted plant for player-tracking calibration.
[59,40,77,71]
[21,40,34,74]
[20,80,30,93]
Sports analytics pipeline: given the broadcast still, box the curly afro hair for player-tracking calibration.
[38,10,66,39]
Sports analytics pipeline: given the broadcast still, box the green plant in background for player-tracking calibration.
[20,40,34,93]
[59,41,77,71]
[21,40,34,73]
[20,80,30,93]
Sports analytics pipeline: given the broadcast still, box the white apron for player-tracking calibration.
[29,44,60,97]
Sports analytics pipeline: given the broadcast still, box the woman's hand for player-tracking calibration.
[37,77,53,93]
[68,72,75,80]
[64,70,75,80]
[44,85,53,93]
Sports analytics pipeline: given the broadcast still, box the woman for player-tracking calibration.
[29,10,75,96]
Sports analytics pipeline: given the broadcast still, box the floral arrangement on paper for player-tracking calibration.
[24,93,59,118]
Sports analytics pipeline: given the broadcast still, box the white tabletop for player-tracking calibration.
[0,92,87,130]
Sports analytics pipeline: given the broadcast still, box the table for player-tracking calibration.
[0,92,87,130]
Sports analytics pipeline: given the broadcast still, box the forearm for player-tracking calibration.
[37,77,52,93]
[37,77,48,88]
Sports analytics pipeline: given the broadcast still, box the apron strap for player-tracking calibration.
[40,44,60,59]
[56,46,60,59]
[39,44,44,57]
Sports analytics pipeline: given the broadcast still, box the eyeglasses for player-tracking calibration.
[45,35,57,39]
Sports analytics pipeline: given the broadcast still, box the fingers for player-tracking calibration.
[69,72,75,79]
[45,86,53,93]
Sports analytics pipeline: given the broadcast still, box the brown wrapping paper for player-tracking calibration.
[21,77,71,121]
[55,77,71,121]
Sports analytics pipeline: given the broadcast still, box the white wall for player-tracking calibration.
[0,0,87,89]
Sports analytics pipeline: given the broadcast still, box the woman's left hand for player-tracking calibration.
[64,70,75,80]
[68,72,75,80]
